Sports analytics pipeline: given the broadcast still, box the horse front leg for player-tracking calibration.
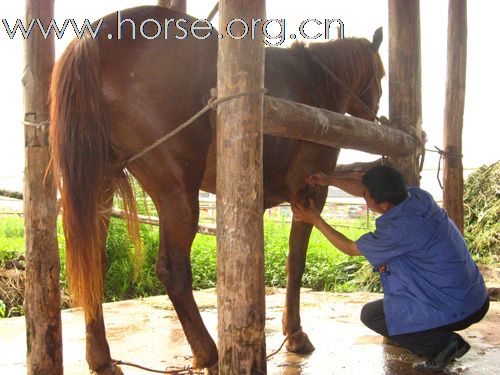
[282,220,316,353]
[283,187,328,353]
[155,188,218,371]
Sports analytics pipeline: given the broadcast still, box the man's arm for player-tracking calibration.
[291,199,362,257]
[314,216,362,256]
[306,172,365,197]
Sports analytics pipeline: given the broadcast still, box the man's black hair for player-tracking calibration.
[362,165,408,205]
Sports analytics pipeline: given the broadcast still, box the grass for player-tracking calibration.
[0,213,379,307]
[0,216,25,262]
[101,216,380,298]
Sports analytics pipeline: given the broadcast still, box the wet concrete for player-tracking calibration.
[0,289,498,374]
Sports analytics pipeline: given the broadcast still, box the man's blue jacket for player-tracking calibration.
[356,187,488,336]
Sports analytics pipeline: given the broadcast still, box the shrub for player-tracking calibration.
[464,161,500,263]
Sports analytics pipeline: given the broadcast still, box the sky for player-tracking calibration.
[1,1,499,198]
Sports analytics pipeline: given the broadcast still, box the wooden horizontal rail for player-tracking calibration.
[110,208,216,236]
[0,190,217,236]
[263,96,416,157]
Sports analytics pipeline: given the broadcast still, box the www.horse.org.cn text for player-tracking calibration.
[2,12,345,46]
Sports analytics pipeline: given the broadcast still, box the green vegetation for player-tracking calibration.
[464,161,500,263]
[0,216,24,261]
[0,214,380,317]
[101,217,380,300]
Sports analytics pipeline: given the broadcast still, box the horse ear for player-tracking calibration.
[372,27,383,51]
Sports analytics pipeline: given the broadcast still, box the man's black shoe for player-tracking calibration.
[413,333,471,372]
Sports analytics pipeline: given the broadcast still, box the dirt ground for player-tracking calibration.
[0,287,498,375]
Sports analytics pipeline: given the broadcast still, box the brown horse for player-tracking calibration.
[49,6,384,374]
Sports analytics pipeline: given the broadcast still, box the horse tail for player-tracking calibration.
[49,36,140,319]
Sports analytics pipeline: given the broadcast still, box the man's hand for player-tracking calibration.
[305,172,330,186]
[292,199,322,226]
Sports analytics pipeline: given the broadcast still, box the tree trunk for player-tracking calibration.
[443,0,467,232]
[216,0,266,373]
[23,0,63,374]
[388,0,423,186]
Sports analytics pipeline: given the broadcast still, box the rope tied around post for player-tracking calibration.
[23,119,51,148]
[23,120,50,131]
[126,88,267,165]
[425,146,463,189]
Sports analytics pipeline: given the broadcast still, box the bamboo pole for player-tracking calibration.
[443,0,467,233]
[157,0,186,13]
[388,0,423,186]
[207,2,219,22]
[23,0,63,374]
[216,0,267,372]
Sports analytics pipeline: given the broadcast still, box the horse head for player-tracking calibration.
[347,27,385,121]
[308,27,385,122]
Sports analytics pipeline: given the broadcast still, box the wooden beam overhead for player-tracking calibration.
[263,96,416,157]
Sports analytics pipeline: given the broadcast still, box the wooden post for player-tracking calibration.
[157,0,187,13]
[23,0,63,374]
[388,0,423,186]
[263,96,416,157]
[217,0,266,373]
[443,0,467,232]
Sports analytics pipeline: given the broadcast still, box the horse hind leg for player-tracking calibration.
[155,184,218,370]
[84,181,123,375]
[86,308,123,375]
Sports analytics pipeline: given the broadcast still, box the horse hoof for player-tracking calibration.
[90,363,124,375]
[204,363,218,375]
[286,329,315,353]
[192,356,218,373]
[191,343,218,372]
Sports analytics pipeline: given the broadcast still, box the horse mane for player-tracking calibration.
[290,38,385,110]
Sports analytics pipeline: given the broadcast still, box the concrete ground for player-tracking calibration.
[0,289,498,375]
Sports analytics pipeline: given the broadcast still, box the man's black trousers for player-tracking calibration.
[360,297,490,358]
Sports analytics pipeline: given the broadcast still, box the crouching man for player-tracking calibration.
[292,165,489,371]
